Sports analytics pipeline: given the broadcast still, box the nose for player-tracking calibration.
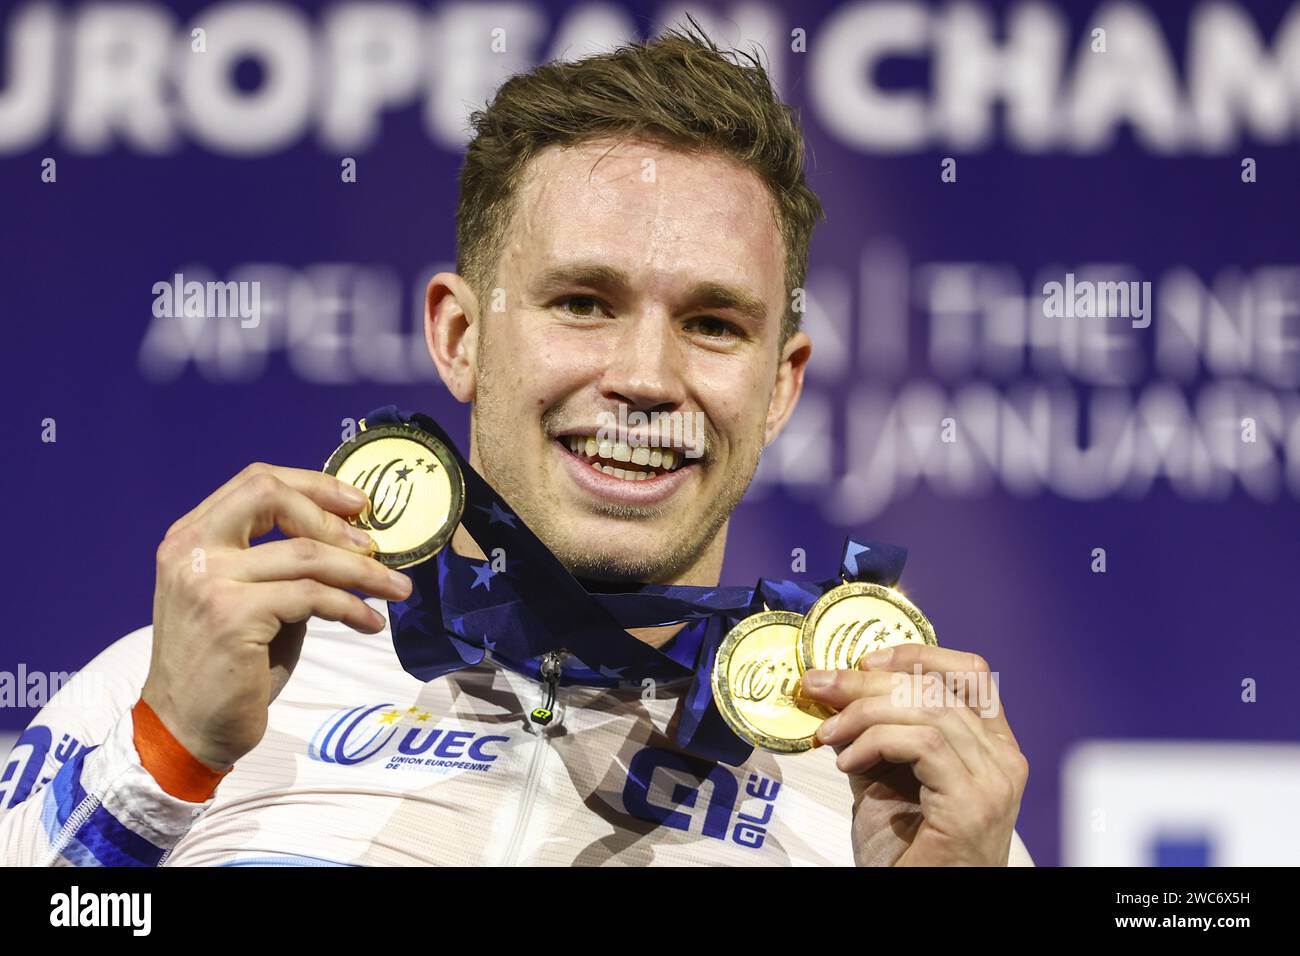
[597,311,687,413]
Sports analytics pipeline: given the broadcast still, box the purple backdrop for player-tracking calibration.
[3,0,1299,866]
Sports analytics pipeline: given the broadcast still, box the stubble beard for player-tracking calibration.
[471,348,763,584]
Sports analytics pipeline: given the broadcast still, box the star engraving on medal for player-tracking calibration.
[875,621,910,644]
[425,461,438,473]
[395,464,413,481]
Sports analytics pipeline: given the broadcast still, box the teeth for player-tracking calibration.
[565,434,686,473]
[591,461,653,482]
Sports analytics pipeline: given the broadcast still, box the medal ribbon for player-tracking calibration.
[367,406,909,766]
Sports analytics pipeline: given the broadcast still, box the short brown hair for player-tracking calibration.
[455,18,824,343]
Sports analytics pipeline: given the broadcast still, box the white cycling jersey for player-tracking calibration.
[0,600,1033,866]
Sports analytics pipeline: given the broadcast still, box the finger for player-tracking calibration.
[834,724,975,795]
[816,686,995,778]
[843,665,1026,790]
[808,667,999,757]
[860,644,1015,743]
[229,538,411,601]
[803,666,991,739]
[202,473,375,552]
[251,579,386,636]
[798,667,898,708]
[168,463,369,539]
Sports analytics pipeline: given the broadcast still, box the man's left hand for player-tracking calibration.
[799,644,1029,866]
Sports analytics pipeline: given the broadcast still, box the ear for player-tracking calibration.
[764,330,812,446]
[425,272,480,403]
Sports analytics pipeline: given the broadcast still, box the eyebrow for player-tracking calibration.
[532,262,770,327]
[688,281,770,327]
[534,263,633,299]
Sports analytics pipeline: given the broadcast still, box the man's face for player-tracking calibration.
[450,138,807,584]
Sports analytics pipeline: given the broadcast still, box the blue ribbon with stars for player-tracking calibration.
[367,406,909,766]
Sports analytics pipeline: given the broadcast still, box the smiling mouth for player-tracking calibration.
[558,435,693,481]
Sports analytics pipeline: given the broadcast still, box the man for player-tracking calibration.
[0,24,1031,866]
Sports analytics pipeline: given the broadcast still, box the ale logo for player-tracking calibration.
[622,747,782,850]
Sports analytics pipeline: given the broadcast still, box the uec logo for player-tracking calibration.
[309,704,507,766]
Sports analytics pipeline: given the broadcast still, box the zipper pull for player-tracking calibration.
[530,650,565,726]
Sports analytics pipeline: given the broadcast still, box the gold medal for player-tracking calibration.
[711,610,833,753]
[323,421,465,568]
[798,582,937,673]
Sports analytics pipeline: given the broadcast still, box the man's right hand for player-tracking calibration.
[141,463,413,772]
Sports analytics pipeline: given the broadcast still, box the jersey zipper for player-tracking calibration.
[500,649,565,866]
[42,791,103,866]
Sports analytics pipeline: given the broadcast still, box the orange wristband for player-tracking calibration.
[131,698,230,803]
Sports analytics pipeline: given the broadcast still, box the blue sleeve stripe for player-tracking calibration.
[45,745,167,867]
[74,804,168,867]
[45,746,94,837]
